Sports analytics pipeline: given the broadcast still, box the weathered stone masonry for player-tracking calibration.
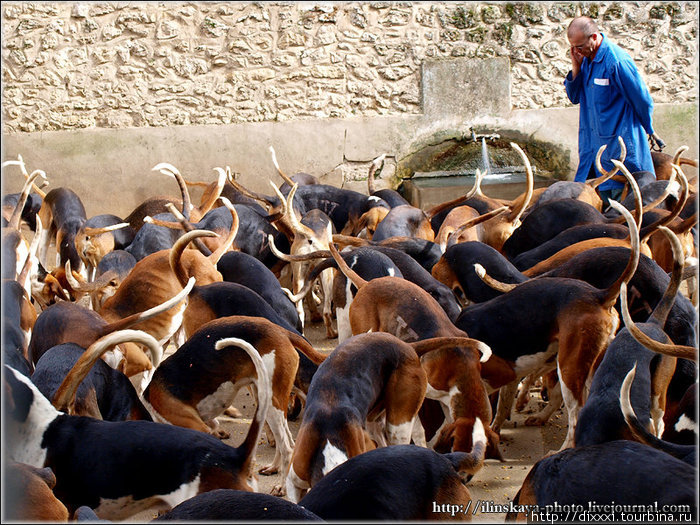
[2,2,697,134]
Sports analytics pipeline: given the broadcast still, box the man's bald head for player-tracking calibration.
[568,17,599,39]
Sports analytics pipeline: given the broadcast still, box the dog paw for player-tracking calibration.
[270,484,286,497]
[259,464,279,476]
[524,416,546,427]
[213,429,231,440]
[224,406,242,418]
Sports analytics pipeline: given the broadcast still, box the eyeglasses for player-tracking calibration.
[572,35,593,50]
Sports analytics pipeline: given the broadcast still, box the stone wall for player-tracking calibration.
[2,1,698,134]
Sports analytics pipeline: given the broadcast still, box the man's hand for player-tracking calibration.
[570,46,584,79]
[649,133,666,151]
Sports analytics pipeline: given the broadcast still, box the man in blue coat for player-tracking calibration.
[564,16,661,209]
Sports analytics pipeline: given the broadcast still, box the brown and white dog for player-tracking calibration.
[142,315,327,481]
[324,242,501,458]
[3,330,271,520]
[270,182,337,338]
[455,194,641,452]
[288,331,462,502]
[286,331,493,503]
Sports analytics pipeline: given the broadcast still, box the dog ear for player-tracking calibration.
[3,365,34,423]
[37,262,48,282]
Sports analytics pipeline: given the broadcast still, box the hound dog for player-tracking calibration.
[506,440,696,522]
[142,315,327,480]
[575,225,697,448]
[270,182,337,338]
[299,438,487,521]
[454,197,641,451]
[3,330,271,520]
[36,187,88,276]
[324,242,502,457]
[286,331,437,502]
[286,329,492,502]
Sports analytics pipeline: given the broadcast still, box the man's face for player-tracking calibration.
[568,30,598,60]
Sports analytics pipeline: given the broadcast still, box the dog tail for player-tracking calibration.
[52,329,162,414]
[367,154,386,195]
[208,197,239,265]
[671,145,698,169]
[269,145,295,187]
[214,337,271,481]
[506,143,534,227]
[472,263,519,294]
[444,417,487,480]
[286,330,328,366]
[196,167,227,218]
[618,222,697,360]
[410,336,491,363]
[600,191,640,310]
[332,233,370,248]
[328,242,367,290]
[648,223,687,327]
[168,229,218,288]
[620,365,696,463]
[267,234,331,263]
[152,163,193,221]
[98,277,195,365]
[425,169,487,220]
[6,169,44,231]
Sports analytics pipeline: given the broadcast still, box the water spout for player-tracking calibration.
[481,137,492,177]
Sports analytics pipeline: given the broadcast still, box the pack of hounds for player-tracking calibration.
[2,142,697,522]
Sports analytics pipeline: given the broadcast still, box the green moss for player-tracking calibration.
[396,130,571,180]
[493,22,514,44]
[580,4,600,19]
[465,26,488,44]
[451,6,478,29]
[505,3,545,25]
[481,5,500,24]
[649,4,668,20]
[603,3,623,20]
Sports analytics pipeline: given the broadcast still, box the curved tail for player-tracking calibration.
[168,230,218,288]
[444,417,487,481]
[328,242,367,290]
[52,329,162,414]
[619,365,695,463]
[410,336,491,363]
[152,163,193,221]
[286,330,328,366]
[214,337,271,480]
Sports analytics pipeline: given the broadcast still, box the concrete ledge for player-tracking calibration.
[2,101,696,218]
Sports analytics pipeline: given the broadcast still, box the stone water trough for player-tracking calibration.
[396,130,567,210]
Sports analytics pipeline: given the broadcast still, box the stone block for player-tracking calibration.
[421,57,511,119]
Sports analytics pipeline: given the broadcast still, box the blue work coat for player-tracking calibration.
[565,34,655,190]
